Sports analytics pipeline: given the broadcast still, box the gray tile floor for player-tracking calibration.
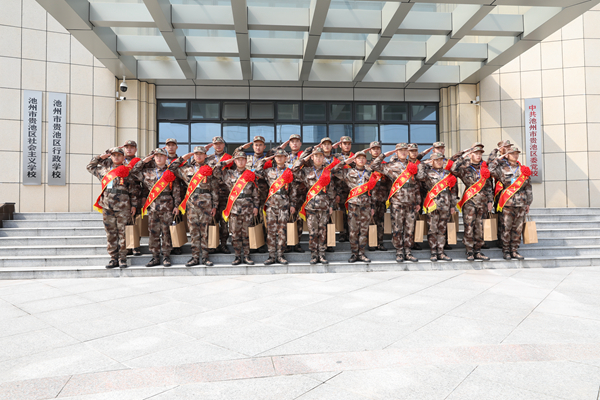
[1,267,600,399]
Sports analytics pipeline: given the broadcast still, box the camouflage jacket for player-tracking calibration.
[97,154,143,209]
[213,164,259,214]
[130,163,183,213]
[169,157,219,210]
[451,158,494,207]
[334,151,354,196]
[330,163,372,207]
[366,159,392,202]
[87,156,140,212]
[287,151,307,207]
[415,163,458,212]
[206,151,233,202]
[370,155,421,208]
[292,159,336,212]
[489,160,533,208]
[232,147,277,196]
[255,160,294,210]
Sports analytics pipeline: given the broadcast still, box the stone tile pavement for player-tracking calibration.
[0,267,600,399]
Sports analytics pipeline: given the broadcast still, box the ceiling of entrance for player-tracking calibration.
[37,0,600,88]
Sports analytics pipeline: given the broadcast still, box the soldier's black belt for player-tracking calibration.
[105,189,128,195]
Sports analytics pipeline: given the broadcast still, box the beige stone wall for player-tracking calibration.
[0,0,155,212]
[476,8,600,208]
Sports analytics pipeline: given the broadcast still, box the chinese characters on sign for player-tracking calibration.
[524,98,543,184]
[22,91,42,185]
[47,93,67,185]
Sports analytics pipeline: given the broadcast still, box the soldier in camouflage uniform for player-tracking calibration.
[255,149,294,265]
[371,143,421,263]
[282,133,306,253]
[206,137,232,254]
[169,146,219,267]
[489,147,533,260]
[214,152,260,265]
[333,136,354,242]
[488,140,514,248]
[87,147,139,268]
[132,148,182,267]
[407,143,425,251]
[367,141,391,251]
[293,146,336,264]
[120,140,143,256]
[331,151,375,263]
[451,143,494,261]
[416,153,459,262]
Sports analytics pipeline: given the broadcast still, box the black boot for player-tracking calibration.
[186,257,199,267]
[277,255,288,265]
[264,256,276,265]
[357,253,371,263]
[412,243,422,251]
[430,254,438,262]
[310,253,318,265]
[202,258,214,266]
[475,252,490,261]
[217,244,230,254]
[466,252,475,262]
[404,252,418,263]
[318,254,328,264]
[377,244,387,251]
[395,253,404,263]
[503,252,511,260]
[511,251,524,260]
[162,256,172,267]
[172,247,182,255]
[132,247,142,256]
[437,253,452,262]
[243,256,254,265]
[348,253,358,263]
[232,256,242,265]
[294,244,304,253]
[145,257,160,268]
[106,259,119,269]
[118,259,128,268]
[325,247,335,253]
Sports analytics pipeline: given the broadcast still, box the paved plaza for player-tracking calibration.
[1,267,600,399]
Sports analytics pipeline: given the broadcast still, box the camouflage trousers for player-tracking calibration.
[102,207,129,260]
[372,201,386,244]
[348,203,370,254]
[265,207,289,257]
[214,199,230,246]
[291,197,306,243]
[148,209,173,258]
[307,209,329,255]
[501,206,527,253]
[462,202,485,253]
[335,191,349,239]
[229,212,253,257]
[188,204,212,260]
[427,209,451,255]
[390,205,416,255]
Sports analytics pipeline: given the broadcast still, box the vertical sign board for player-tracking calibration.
[524,98,543,183]
[47,93,67,185]
[22,90,43,185]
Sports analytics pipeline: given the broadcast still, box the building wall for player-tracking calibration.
[0,0,155,213]
[476,8,600,208]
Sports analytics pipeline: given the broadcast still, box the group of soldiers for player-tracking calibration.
[87,134,533,269]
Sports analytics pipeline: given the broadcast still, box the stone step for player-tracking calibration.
[2,256,600,280]
[13,212,102,220]
[536,228,600,238]
[2,219,106,228]
[529,207,600,215]
[0,227,107,237]
[522,214,600,222]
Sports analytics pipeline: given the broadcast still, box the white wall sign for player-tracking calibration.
[22,90,43,185]
[524,98,543,183]
[47,93,67,185]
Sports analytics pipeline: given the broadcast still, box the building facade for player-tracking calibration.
[1,0,599,212]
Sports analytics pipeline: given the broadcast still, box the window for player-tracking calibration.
[303,124,327,143]
[381,103,407,121]
[223,102,247,120]
[277,124,301,139]
[158,122,188,143]
[303,103,326,121]
[250,123,275,143]
[411,104,437,121]
[158,102,187,120]
[191,122,220,143]
[329,124,352,142]
[410,124,437,143]
[223,123,248,143]
[356,104,377,121]
[380,124,408,143]
[250,102,274,119]
[355,124,378,143]
[191,102,219,119]
[330,103,352,121]
[278,103,299,120]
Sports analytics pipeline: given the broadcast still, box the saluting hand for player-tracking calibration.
[182,152,194,161]
[204,143,213,151]
[142,154,155,163]
[100,153,111,160]
[224,158,235,164]
[280,140,290,150]
[384,150,396,158]
[242,142,253,150]
[332,141,342,149]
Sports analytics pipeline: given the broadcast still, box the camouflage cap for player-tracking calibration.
[153,148,167,156]
[497,139,512,147]
[320,137,333,144]
[369,141,382,148]
[165,138,178,145]
[109,147,124,155]
[408,143,419,151]
[212,136,225,144]
[274,148,288,157]
[233,151,247,159]
[395,143,409,150]
[355,151,367,158]
[430,153,445,160]
[123,140,137,147]
[340,136,352,143]
[289,134,301,141]
[433,141,445,148]
[506,147,521,154]
[193,146,206,154]
[253,135,265,143]
[471,142,485,152]
[312,146,324,155]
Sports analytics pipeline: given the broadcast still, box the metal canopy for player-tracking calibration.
[37,0,600,88]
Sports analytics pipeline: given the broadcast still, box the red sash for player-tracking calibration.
[142,169,176,217]
[222,170,255,222]
[344,171,379,211]
[263,168,294,217]
[178,165,213,214]
[457,177,487,212]
[385,162,418,209]
[218,153,233,169]
[93,158,140,212]
[340,152,354,169]
[423,173,456,214]
[494,181,504,200]
[497,165,530,212]
[325,157,340,171]
[299,169,331,221]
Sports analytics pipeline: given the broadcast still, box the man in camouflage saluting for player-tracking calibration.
[206,136,233,254]
[367,141,392,252]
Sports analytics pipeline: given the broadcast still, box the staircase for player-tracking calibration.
[0,208,599,279]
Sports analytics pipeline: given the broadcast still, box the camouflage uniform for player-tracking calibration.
[131,157,182,261]
[330,160,373,260]
[334,146,355,240]
[292,148,336,262]
[206,147,233,249]
[451,155,494,256]
[371,154,421,259]
[255,154,293,261]
[169,155,219,262]
[366,144,392,249]
[287,149,306,248]
[416,159,458,258]
[213,158,259,260]
[489,150,533,257]
[488,143,512,244]
[87,150,140,265]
